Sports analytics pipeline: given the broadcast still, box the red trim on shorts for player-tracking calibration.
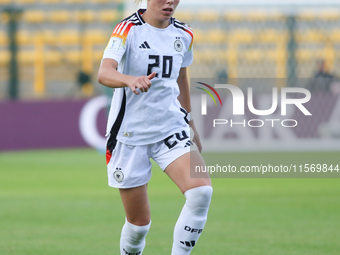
[106,148,112,165]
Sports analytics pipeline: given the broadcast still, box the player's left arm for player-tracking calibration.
[177,67,202,152]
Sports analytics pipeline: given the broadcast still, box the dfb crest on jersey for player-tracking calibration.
[113,168,124,183]
[174,40,183,52]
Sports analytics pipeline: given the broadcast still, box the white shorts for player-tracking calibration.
[106,129,197,189]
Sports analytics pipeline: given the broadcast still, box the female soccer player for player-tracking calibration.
[97,0,212,254]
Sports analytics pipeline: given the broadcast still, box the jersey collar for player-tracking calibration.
[136,9,146,24]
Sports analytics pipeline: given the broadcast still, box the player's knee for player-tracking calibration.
[123,219,151,243]
[127,215,151,228]
[184,185,213,213]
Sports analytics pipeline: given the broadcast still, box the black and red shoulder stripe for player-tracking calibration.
[173,19,194,49]
[173,19,193,39]
[110,11,144,41]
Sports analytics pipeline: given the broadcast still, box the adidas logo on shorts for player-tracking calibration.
[184,140,193,147]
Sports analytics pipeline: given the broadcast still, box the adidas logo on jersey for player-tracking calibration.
[139,41,150,49]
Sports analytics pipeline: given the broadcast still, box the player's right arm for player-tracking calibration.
[98,18,156,95]
[98,59,156,95]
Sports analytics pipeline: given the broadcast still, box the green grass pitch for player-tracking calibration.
[0,149,339,255]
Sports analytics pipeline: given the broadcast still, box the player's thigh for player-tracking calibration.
[165,151,211,194]
[119,184,151,226]
[106,141,152,225]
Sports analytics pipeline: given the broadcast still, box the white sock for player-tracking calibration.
[120,219,151,255]
[171,186,213,255]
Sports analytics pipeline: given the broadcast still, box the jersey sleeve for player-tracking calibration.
[102,21,134,64]
[181,29,194,68]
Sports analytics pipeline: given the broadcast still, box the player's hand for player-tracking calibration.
[128,72,156,95]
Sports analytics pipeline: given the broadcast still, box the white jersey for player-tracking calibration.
[102,9,194,146]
